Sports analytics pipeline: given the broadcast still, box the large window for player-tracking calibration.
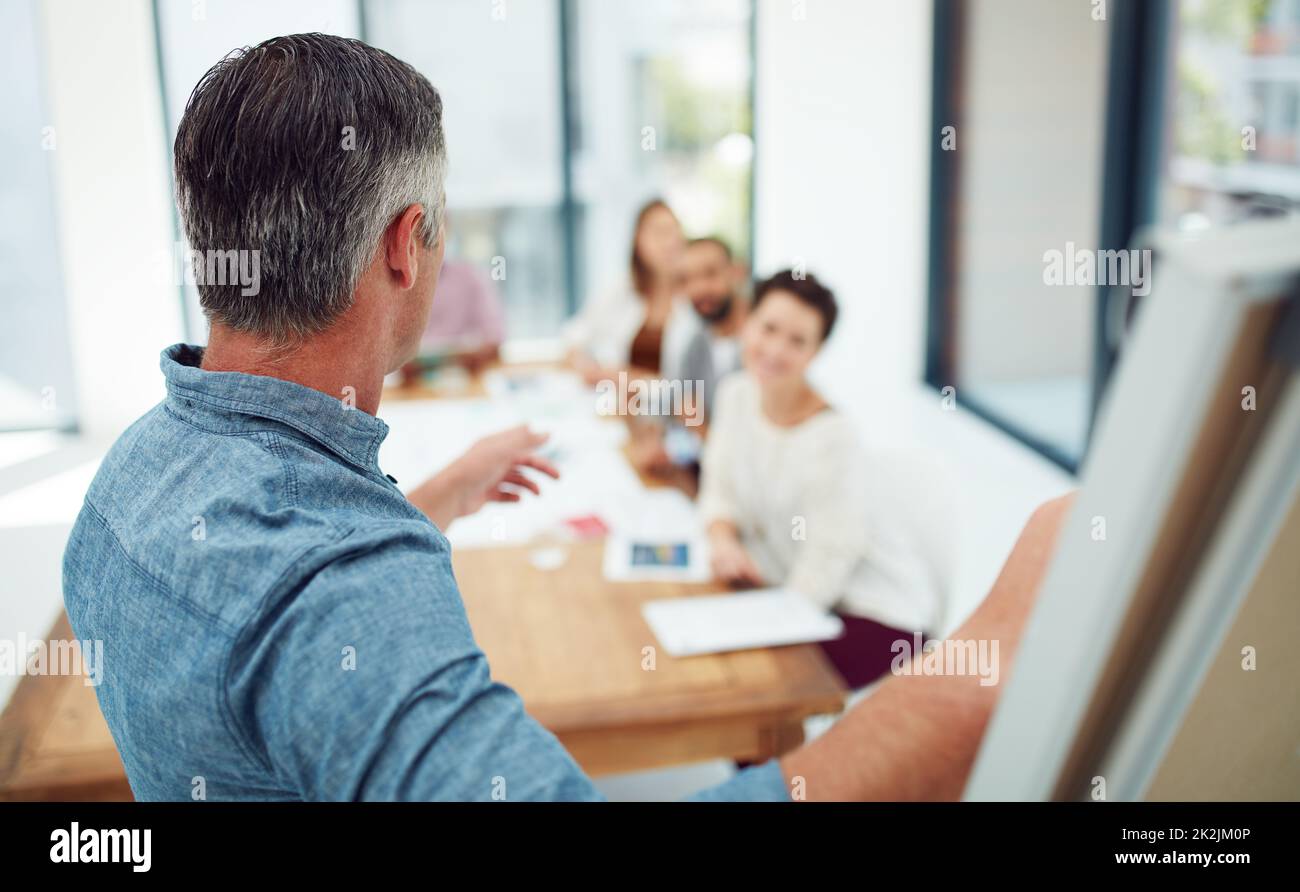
[367,0,754,338]
[365,0,571,337]
[152,0,754,344]
[0,0,76,432]
[569,0,754,309]
[1160,0,1300,226]
[927,0,1111,470]
[929,0,1300,472]
[154,0,361,344]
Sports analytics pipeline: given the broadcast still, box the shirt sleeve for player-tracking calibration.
[661,299,701,383]
[680,331,708,389]
[784,424,873,611]
[696,372,744,527]
[677,333,708,425]
[687,760,791,802]
[227,520,789,801]
[227,522,600,801]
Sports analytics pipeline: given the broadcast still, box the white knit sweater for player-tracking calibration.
[698,372,940,634]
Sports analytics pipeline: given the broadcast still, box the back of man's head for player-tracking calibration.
[174,33,446,344]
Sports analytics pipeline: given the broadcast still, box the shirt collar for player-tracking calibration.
[160,343,389,473]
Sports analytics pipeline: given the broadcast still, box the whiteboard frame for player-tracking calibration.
[963,219,1300,801]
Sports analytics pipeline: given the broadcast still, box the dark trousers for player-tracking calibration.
[734,614,923,770]
[818,613,924,690]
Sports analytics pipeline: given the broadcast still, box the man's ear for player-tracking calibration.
[385,202,427,290]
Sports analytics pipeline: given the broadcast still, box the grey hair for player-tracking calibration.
[174,33,447,343]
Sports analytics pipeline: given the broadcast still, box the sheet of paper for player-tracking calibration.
[377,399,521,489]
[445,448,645,548]
[379,387,724,550]
[602,533,712,583]
[642,589,845,657]
[602,487,704,540]
[482,367,586,403]
[378,393,629,487]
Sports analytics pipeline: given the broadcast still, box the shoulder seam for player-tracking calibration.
[85,497,278,778]
[80,499,239,636]
[261,432,301,506]
[219,518,449,782]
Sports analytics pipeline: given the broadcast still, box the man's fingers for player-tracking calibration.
[504,425,550,450]
[487,424,550,455]
[503,471,540,495]
[719,558,758,587]
[516,454,560,479]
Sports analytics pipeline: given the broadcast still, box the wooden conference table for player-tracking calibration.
[0,364,846,800]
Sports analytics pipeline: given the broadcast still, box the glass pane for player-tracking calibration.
[155,0,361,345]
[366,0,569,339]
[1161,0,1300,227]
[0,0,76,431]
[946,0,1110,467]
[571,0,753,303]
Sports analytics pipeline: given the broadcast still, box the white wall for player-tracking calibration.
[0,0,183,707]
[956,0,1108,383]
[367,0,562,210]
[40,0,184,440]
[0,0,77,430]
[753,0,1074,629]
[754,0,931,401]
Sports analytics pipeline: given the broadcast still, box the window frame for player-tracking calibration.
[160,0,758,340]
[924,0,1172,474]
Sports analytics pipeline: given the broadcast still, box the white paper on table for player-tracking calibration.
[641,589,845,657]
[603,487,703,539]
[378,399,520,490]
[482,368,587,403]
[380,388,716,550]
[600,487,712,580]
[602,532,712,583]
[379,393,628,479]
[443,441,646,547]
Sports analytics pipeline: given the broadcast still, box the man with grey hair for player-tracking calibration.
[63,33,1070,801]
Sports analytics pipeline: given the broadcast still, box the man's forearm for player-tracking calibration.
[707,519,740,542]
[780,494,1073,801]
[406,471,460,530]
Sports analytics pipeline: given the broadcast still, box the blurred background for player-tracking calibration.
[6,1,1298,457]
[2,0,1299,786]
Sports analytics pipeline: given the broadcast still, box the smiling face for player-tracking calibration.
[634,204,685,282]
[742,289,825,386]
[683,240,736,322]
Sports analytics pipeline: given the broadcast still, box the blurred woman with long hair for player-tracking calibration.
[565,199,698,384]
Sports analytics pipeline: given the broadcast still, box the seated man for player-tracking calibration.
[63,33,1071,801]
[630,236,748,476]
[679,236,748,423]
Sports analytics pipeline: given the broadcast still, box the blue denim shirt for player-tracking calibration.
[62,345,789,801]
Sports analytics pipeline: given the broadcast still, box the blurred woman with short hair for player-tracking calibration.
[699,269,939,688]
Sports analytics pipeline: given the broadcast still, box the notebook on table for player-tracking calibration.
[642,589,844,657]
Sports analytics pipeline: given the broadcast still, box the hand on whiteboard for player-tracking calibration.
[407,425,560,529]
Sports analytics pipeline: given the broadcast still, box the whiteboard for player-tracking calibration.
[964,219,1300,801]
